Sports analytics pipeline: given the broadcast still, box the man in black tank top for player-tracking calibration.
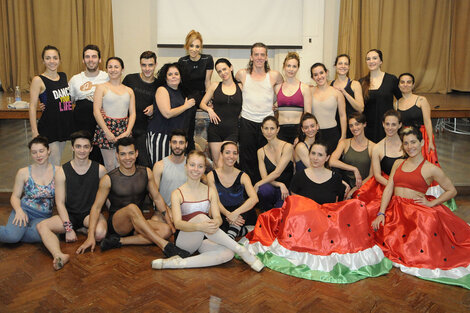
[76,137,190,258]
[37,131,108,270]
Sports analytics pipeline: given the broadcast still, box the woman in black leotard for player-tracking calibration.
[207,142,258,239]
[360,49,402,143]
[254,116,294,211]
[371,110,403,186]
[394,73,435,154]
[200,58,242,167]
[331,54,364,138]
[290,140,345,204]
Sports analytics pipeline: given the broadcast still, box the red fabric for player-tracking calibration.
[393,159,428,194]
[375,196,470,270]
[246,195,375,255]
[353,175,386,204]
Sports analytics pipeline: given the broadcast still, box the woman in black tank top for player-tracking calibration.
[331,54,364,138]
[200,58,242,168]
[254,116,294,211]
[29,45,74,166]
[371,110,403,187]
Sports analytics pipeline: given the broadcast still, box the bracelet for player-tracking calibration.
[377,212,385,217]
[63,221,73,232]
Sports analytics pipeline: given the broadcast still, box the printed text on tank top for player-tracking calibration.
[393,159,429,194]
[178,187,211,221]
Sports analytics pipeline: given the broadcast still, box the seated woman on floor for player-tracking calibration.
[0,136,58,244]
[254,116,294,211]
[354,110,403,204]
[371,126,470,290]
[151,150,263,271]
[329,112,375,197]
[207,142,258,239]
[240,140,391,283]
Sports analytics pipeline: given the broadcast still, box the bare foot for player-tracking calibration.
[53,254,70,270]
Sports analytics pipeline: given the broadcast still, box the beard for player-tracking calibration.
[171,148,184,157]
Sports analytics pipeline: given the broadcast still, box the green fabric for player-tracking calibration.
[444,198,458,212]
[255,251,392,284]
[419,274,470,290]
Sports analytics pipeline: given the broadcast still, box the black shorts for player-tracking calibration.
[68,212,89,230]
[107,211,134,237]
[207,121,239,143]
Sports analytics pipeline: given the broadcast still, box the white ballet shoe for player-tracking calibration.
[151,255,182,269]
[248,257,265,272]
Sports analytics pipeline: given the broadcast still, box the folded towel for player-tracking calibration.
[8,101,29,109]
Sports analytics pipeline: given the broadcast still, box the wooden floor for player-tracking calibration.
[1,193,470,312]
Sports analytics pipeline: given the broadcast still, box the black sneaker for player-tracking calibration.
[163,242,190,258]
[101,234,122,252]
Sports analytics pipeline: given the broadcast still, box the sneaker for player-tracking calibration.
[100,234,121,251]
[163,242,190,258]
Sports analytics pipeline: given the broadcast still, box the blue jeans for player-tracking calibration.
[257,183,284,212]
[0,207,50,243]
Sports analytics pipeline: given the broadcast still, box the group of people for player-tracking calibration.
[1,30,468,289]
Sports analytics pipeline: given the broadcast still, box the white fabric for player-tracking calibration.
[68,71,109,102]
[241,73,274,123]
[393,262,470,280]
[240,237,386,272]
[102,90,130,118]
[156,0,302,46]
[171,214,257,268]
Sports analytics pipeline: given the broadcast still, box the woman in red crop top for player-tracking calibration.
[371,127,470,289]
[152,150,263,271]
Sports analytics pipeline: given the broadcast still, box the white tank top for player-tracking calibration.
[102,89,130,118]
[241,73,274,123]
[312,95,338,129]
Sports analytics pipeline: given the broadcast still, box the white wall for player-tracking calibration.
[112,0,341,84]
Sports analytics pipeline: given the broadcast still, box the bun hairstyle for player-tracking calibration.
[220,141,238,153]
[106,56,124,69]
[298,113,319,143]
[361,49,383,100]
[334,53,351,66]
[184,30,203,52]
[215,58,238,83]
[398,72,415,84]
[261,115,279,128]
[382,109,401,123]
[186,150,207,164]
[283,52,300,68]
[310,62,328,79]
[309,138,332,156]
[399,126,423,142]
[41,45,61,59]
[28,135,49,149]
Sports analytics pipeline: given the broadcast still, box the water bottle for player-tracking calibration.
[15,86,21,102]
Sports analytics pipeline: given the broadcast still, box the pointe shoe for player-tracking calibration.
[151,255,182,269]
[248,257,264,272]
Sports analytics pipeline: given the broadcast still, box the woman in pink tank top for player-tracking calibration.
[274,52,312,144]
